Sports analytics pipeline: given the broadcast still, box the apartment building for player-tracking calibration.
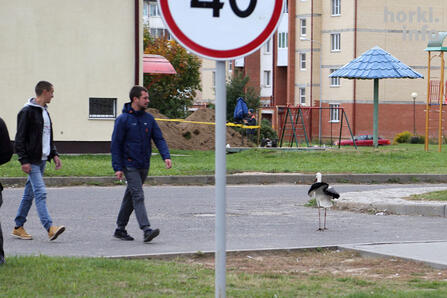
[236,0,447,141]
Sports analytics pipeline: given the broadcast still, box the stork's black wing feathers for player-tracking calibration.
[324,186,340,199]
[308,182,329,195]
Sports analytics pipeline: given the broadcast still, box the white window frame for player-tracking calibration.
[149,2,160,16]
[300,18,307,38]
[278,32,288,49]
[283,0,289,13]
[331,33,341,51]
[299,88,306,105]
[330,69,341,86]
[300,53,306,70]
[329,104,340,122]
[264,38,271,53]
[264,71,271,87]
[332,0,341,16]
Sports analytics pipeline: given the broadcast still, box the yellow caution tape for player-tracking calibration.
[155,118,260,129]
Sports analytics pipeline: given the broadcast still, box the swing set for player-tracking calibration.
[278,106,356,149]
[425,32,447,152]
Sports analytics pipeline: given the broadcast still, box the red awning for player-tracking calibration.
[143,54,176,75]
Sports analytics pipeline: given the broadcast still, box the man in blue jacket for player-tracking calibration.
[111,85,172,242]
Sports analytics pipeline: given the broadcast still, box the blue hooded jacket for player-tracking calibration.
[111,103,170,171]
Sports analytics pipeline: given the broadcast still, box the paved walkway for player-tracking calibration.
[1,183,447,269]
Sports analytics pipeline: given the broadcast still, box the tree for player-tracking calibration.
[143,28,201,118]
[226,72,260,122]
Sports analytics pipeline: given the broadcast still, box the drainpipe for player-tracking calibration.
[309,0,314,140]
[134,0,140,85]
[353,0,358,135]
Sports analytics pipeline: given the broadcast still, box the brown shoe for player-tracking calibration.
[11,226,33,240]
[48,225,65,241]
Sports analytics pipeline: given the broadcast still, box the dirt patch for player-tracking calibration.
[177,249,447,282]
[147,108,254,150]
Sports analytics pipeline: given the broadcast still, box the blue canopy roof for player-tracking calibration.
[329,46,423,79]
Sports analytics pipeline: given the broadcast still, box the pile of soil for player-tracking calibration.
[147,108,253,150]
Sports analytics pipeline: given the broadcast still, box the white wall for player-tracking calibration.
[0,0,138,141]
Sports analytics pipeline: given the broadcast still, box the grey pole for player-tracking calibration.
[215,60,227,298]
[373,78,379,148]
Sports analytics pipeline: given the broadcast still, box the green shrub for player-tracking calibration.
[393,131,413,144]
[410,135,425,144]
[260,119,278,140]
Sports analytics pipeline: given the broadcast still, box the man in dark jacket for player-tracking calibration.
[111,85,172,242]
[12,81,65,241]
[0,116,13,265]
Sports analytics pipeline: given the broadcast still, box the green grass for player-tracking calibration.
[1,256,447,297]
[409,190,447,201]
[1,144,447,177]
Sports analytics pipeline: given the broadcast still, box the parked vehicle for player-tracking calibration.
[335,135,391,146]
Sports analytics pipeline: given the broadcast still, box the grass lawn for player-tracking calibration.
[1,144,446,177]
[409,190,447,201]
[2,250,447,297]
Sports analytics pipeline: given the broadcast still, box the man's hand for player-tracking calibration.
[115,171,124,180]
[21,163,31,174]
[165,159,172,169]
[53,155,62,170]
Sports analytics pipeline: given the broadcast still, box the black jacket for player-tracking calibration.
[0,117,13,165]
[15,101,58,165]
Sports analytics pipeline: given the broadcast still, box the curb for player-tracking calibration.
[2,173,447,187]
[105,243,447,270]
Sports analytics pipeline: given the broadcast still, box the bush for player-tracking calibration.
[393,131,413,144]
[260,119,278,140]
[410,135,425,144]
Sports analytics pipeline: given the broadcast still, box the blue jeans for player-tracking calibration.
[14,161,53,230]
[116,167,151,232]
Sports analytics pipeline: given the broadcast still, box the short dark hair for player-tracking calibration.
[129,85,148,102]
[35,81,53,96]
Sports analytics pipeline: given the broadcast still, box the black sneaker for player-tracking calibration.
[114,229,134,241]
[0,256,5,265]
[144,228,160,243]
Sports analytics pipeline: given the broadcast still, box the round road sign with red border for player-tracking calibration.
[158,0,284,60]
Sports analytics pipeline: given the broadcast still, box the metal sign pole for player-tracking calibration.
[215,60,227,298]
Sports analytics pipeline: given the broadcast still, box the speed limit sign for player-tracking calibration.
[158,0,284,60]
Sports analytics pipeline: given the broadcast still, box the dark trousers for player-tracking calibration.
[116,168,151,232]
[0,186,4,261]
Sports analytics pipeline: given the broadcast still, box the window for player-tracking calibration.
[264,38,271,53]
[331,33,341,51]
[89,98,117,119]
[264,71,271,86]
[278,32,288,49]
[150,28,171,39]
[332,0,341,16]
[228,60,233,72]
[149,2,160,16]
[300,53,306,70]
[330,104,340,122]
[330,69,340,86]
[300,19,307,37]
[283,0,288,13]
[299,88,306,105]
[143,2,149,17]
[212,71,216,89]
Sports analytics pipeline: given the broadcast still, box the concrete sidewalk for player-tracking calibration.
[336,186,447,217]
[340,241,447,269]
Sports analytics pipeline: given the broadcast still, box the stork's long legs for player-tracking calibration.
[324,209,328,230]
[317,207,323,231]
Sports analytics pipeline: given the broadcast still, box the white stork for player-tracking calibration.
[308,172,340,231]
